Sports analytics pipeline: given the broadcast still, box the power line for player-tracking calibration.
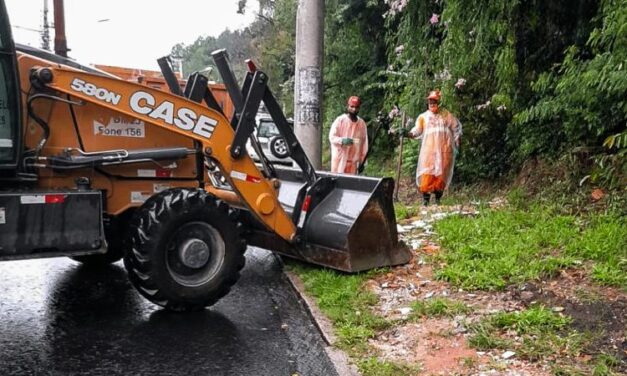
[11,24,46,33]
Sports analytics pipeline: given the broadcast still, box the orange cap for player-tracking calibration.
[347,96,361,107]
[427,90,441,101]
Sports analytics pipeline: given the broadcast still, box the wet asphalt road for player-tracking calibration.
[0,248,338,376]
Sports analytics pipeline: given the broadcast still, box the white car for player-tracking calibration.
[246,116,294,166]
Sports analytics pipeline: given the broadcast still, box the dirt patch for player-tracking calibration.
[395,176,422,205]
[370,319,479,375]
[395,175,509,210]
[513,274,627,372]
[365,203,626,374]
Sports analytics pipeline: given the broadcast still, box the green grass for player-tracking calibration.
[565,215,627,287]
[407,298,471,320]
[286,264,389,350]
[592,353,622,376]
[434,206,627,290]
[467,323,512,350]
[489,305,571,334]
[394,202,418,220]
[552,352,623,376]
[362,157,396,178]
[506,186,528,209]
[468,306,584,361]
[357,357,420,376]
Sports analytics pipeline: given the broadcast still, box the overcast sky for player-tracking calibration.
[5,0,258,71]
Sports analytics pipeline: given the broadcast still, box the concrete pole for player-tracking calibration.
[294,0,324,169]
[41,0,50,51]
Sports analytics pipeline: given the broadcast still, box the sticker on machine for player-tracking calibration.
[130,191,151,203]
[230,170,262,183]
[20,195,45,204]
[94,117,145,138]
[0,138,13,148]
[0,208,5,224]
[138,169,172,178]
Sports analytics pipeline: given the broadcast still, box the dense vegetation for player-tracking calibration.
[171,0,626,188]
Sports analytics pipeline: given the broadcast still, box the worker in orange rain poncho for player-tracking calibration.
[328,96,369,174]
[408,90,462,205]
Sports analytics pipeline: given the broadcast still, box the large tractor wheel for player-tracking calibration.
[124,188,246,311]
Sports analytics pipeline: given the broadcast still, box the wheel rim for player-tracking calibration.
[273,138,288,157]
[165,221,225,287]
[179,239,210,268]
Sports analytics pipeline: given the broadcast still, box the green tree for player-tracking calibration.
[323,0,394,168]
[170,0,625,187]
[171,29,254,82]
[514,0,626,188]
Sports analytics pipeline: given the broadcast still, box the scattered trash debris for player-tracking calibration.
[398,307,412,315]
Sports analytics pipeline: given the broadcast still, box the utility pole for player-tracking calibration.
[41,0,50,51]
[294,0,324,169]
[53,0,68,57]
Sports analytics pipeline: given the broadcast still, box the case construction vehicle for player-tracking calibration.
[0,1,411,311]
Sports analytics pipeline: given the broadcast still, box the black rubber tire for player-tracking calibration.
[269,136,289,159]
[123,188,246,311]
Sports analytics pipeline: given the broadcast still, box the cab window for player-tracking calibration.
[0,63,14,162]
[0,1,19,165]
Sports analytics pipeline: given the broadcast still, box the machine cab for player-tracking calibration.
[0,0,22,171]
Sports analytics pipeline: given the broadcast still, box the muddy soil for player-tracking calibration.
[365,199,626,375]
[515,276,626,371]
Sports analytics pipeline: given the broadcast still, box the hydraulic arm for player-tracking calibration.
[30,65,298,242]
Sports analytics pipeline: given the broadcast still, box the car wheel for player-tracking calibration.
[269,136,289,159]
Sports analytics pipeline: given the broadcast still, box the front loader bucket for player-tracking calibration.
[246,169,413,272]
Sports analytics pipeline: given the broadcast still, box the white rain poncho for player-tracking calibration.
[328,114,368,174]
[410,109,462,192]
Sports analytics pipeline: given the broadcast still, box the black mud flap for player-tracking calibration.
[246,169,412,272]
[0,190,106,260]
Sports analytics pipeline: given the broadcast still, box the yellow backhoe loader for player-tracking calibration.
[0,1,411,311]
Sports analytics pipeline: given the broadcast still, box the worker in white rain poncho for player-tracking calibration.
[407,90,462,205]
[328,96,368,174]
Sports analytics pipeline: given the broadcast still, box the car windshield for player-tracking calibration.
[258,120,281,138]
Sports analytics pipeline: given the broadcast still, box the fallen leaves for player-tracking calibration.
[422,244,441,254]
[591,188,605,201]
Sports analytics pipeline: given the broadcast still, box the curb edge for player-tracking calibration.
[284,270,361,376]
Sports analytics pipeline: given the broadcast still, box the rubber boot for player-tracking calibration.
[434,191,443,205]
[422,193,431,206]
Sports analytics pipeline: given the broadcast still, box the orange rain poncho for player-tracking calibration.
[410,109,462,193]
[329,114,368,174]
